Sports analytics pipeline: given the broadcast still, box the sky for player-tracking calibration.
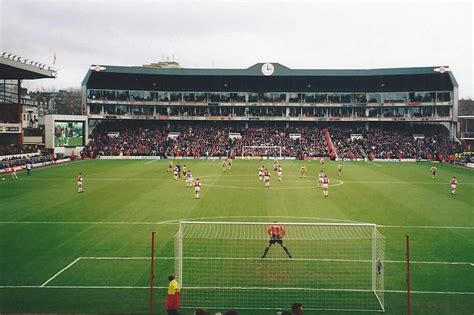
[1,0,473,98]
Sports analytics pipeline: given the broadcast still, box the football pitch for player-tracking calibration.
[0,159,473,314]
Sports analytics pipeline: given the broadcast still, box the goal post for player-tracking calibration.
[174,221,385,312]
[242,146,282,158]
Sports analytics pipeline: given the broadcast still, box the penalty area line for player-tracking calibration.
[40,258,81,287]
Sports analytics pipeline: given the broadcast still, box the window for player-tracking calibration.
[184,93,195,102]
[116,90,128,101]
[170,93,182,102]
[195,93,207,102]
[130,91,144,101]
[341,94,351,103]
[248,93,258,102]
[382,92,407,103]
[88,89,101,100]
[367,93,381,104]
[230,93,245,102]
[305,93,316,102]
[409,92,435,103]
[315,94,327,103]
[288,93,299,103]
[436,92,451,102]
[328,94,341,103]
[105,90,116,100]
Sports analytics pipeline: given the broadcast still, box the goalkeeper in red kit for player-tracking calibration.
[261,222,292,258]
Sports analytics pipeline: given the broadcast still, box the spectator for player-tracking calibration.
[291,303,303,315]
[194,308,209,315]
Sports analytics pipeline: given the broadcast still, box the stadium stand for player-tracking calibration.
[83,121,463,161]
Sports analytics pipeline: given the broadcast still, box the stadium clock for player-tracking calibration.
[261,63,275,76]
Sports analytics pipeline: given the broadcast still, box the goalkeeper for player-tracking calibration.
[261,222,292,258]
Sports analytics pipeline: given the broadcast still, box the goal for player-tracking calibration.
[174,221,385,312]
[242,146,282,158]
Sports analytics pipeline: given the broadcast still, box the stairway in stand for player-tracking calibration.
[323,128,338,159]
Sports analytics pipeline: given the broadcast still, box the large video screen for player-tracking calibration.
[54,121,84,147]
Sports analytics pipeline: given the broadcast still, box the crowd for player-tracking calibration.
[81,121,464,161]
[0,151,53,171]
[84,122,330,159]
[329,126,464,160]
[0,144,40,156]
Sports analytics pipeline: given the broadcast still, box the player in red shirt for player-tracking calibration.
[264,169,271,188]
[322,175,329,197]
[450,176,457,195]
[9,166,18,180]
[194,178,201,199]
[261,222,292,258]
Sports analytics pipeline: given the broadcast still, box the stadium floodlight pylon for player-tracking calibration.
[175,221,385,312]
[242,145,282,159]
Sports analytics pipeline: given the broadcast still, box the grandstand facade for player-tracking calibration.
[81,63,464,161]
[82,63,458,129]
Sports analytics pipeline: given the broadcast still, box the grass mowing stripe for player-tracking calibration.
[0,286,472,295]
[2,221,473,229]
[10,177,474,184]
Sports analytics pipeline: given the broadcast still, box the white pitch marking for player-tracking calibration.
[80,256,473,266]
[144,159,158,165]
[154,215,364,224]
[379,225,474,230]
[40,258,81,287]
[80,256,173,260]
[1,285,471,296]
[384,290,474,295]
[365,160,382,167]
[0,221,177,225]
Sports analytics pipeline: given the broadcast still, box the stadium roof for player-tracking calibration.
[82,63,458,93]
[85,62,456,77]
[0,52,57,79]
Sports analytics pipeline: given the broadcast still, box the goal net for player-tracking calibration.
[242,146,282,158]
[174,221,385,312]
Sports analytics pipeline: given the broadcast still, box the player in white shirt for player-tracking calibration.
[77,173,83,193]
[258,165,264,181]
[186,171,193,187]
[277,165,282,181]
[264,169,271,188]
[194,178,201,199]
[173,167,178,180]
[317,170,324,188]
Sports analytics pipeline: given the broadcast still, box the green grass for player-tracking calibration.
[0,159,473,314]
[55,136,84,147]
